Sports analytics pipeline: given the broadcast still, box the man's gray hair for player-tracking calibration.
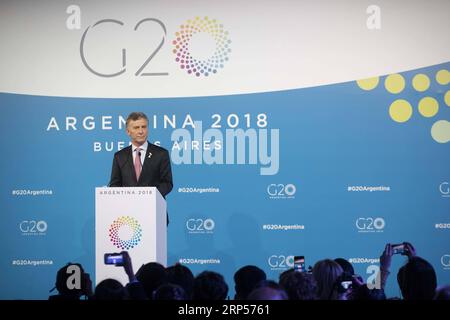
[126,112,148,127]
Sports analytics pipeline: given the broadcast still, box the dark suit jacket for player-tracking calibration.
[109,142,173,198]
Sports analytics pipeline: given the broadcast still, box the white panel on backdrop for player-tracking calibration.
[0,0,449,97]
[95,187,166,285]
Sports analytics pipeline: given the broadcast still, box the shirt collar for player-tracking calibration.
[132,141,148,153]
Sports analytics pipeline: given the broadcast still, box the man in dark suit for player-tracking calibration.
[109,111,173,198]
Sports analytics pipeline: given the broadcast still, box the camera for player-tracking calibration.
[340,280,353,290]
[392,243,405,255]
[104,253,124,266]
[328,272,354,299]
[336,272,354,293]
[294,256,305,272]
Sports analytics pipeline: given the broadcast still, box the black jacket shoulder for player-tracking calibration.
[114,145,132,157]
[147,142,169,154]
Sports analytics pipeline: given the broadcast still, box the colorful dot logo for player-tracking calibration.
[356,67,450,143]
[172,16,231,77]
[109,216,142,250]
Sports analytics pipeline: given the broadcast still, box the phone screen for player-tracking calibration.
[341,281,352,290]
[104,253,124,265]
[392,244,405,255]
[294,256,305,272]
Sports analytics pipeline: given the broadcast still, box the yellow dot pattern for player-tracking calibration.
[431,120,450,143]
[385,74,405,94]
[418,97,439,117]
[412,74,430,92]
[357,68,449,142]
[356,77,379,91]
[389,99,412,123]
[436,69,449,85]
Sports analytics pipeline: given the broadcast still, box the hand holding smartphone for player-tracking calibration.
[294,256,305,272]
[104,253,124,266]
[391,243,405,255]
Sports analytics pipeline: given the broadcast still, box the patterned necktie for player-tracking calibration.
[134,147,142,181]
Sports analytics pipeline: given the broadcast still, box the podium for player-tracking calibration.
[95,187,167,285]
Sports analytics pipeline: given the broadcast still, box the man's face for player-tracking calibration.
[126,118,148,146]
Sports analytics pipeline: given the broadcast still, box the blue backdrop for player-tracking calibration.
[1,62,449,299]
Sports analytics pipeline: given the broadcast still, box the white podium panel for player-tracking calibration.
[95,187,167,285]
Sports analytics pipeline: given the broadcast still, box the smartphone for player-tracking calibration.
[104,253,124,266]
[294,256,305,272]
[392,243,405,255]
[340,280,353,290]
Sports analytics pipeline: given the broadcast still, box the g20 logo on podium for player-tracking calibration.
[79,16,231,78]
[109,216,142,250]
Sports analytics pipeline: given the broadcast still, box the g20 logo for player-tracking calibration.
[441,254,450,268]
[173,16,231,77]
[268,255,294,269]
[186,218,215,232]
[19,220,47,233]
[440,182,449,197]
[109,216,142,250]
[267,184,296,197]
[356,217,385,231]
[80,16,230,78]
